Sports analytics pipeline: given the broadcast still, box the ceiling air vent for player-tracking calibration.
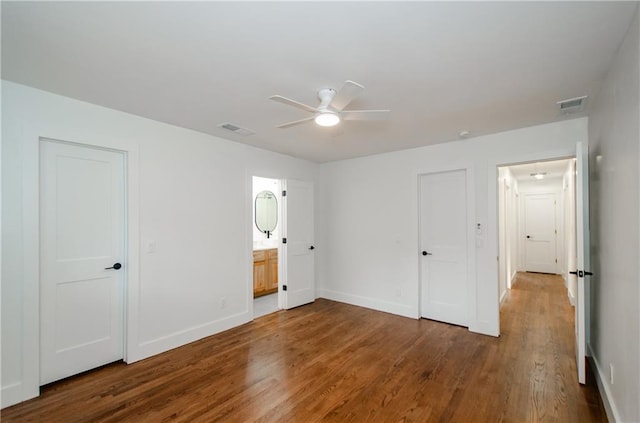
[218,122,255,136]
[557,96,587,114]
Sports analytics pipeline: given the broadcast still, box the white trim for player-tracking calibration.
[488,147,576,337]
[567,286,576,306]
[499,289,508,306]
[133,312,251,361]
[248,174,285,318]
[317,289,416,319]
[1,383,23,409]
[588,343,621,423]
[415,163,478,333]
[19,127,142,403]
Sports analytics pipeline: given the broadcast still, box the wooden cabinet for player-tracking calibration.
[253,248,278,297]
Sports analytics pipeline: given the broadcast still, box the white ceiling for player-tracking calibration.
[2,2,636,163]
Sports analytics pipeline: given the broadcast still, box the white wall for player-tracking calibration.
[317,117,587,336]
[588,6,640,422]
[1,81,318,407]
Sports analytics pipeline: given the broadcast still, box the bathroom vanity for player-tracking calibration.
[253,248,278,297]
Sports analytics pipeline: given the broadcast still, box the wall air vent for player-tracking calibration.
[217,122,255,136]
[557,96,587,114]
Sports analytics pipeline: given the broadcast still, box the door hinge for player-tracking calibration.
[555,259,558,263]
[282,285,287,291]
[282,190,287,197]
[282,237,287,244]
[555,229,557,235]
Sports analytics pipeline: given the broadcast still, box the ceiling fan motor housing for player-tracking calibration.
[318,88,337,110]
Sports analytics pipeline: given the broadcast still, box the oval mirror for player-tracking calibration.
[255,190,278,237]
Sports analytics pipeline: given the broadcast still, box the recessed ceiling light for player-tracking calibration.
[459,130,470,138]
[530,172,547,180]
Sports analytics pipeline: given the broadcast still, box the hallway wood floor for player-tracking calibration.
[2,272,606,422]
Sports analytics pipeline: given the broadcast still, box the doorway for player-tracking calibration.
[419,169,469,327]
[252,176,282,317]
[39,138,126,385]
[497,158,574,306]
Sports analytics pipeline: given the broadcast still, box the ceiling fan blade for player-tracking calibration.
[330,80,364,111]
[269,95,318,113]
[341,110,390,121]
[276,116,316,128]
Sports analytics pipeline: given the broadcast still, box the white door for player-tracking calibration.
[420,170,468,327]
[524,193,557,273]
[40,139,125,385]
[575,142,591,384]
[282,180,315,309]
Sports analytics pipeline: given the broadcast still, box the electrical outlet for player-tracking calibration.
[220,297,227,309]
[609,363,614,385]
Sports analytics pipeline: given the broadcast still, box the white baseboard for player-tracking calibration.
[500,289,508,306]
[316,289,417,319]
[2,382,24,409]
[127,311,252,363]
[468,320,499,337]
[588,343,621,423]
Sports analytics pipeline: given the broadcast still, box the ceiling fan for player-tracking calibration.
[269,80,390,128]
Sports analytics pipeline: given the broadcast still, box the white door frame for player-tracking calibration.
[416,164,476,332]
[39,138,127,384]
[249,175,283,315]
[20,133,140,403]
[489,147,576,338]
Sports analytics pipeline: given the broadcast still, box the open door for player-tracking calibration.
[574,141,591,384]
[281,180,315,309]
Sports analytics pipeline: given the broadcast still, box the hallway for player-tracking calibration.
[496,271,606,421]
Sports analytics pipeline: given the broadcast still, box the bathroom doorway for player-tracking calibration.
[252,176,281,318]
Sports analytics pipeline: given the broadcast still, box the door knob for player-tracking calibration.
[105,263,122,270]
[422,251,432,256]
[526,235,531,239]
[309,245,315,250]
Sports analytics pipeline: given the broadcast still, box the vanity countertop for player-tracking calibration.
[253,244,278,251]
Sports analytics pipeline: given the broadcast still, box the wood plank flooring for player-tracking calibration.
[2,272,607,422]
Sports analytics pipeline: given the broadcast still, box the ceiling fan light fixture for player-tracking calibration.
[315,112,340,127]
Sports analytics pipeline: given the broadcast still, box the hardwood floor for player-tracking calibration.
[2,272,606,422]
